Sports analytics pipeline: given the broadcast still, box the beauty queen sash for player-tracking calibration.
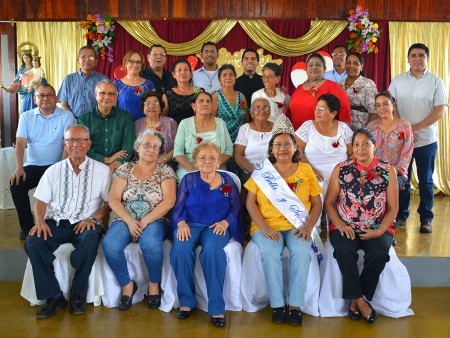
[252,159,323,263]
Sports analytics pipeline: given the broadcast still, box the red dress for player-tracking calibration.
[289,80,351,130]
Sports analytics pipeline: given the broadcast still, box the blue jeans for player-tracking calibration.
[170,222,230,316]
[252,229,311,308]
[398,142,437,222]
[102,219,169,287]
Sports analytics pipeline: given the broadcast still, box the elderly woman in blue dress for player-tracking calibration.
[170,142,243,328]
[102,129,177,311]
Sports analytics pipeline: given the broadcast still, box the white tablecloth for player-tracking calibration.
[0,147,16,209]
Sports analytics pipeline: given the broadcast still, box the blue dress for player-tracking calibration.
[114,79,155,121]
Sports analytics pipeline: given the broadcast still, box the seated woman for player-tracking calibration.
[135,92,178,170]
[173,91,233,181]
[366,91,413,225]
[295,93,353,199]
[324,128,398,324]
[170,142,243,328]
[102,129,177,311]
[251,63,290,123]
[245,114,322,326]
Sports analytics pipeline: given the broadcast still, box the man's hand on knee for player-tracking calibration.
[74,219,97,234]
[29,220,52,240]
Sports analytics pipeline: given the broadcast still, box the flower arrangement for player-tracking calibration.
[347,6,381,54]
[221,184,232,197]
[287,178,303,192]
[80,13,115,62]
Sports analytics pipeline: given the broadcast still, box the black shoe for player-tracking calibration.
[419,220,432,233]
[20,230,28,240]
[118,280,138,311]
[271,306,286,324]
[177,308,193,320]
[70,292,86,315]
[146,294,161,309]
[36,294,67,319]
[365,301,378,324]
[348,302,361,320]
[287,309,302,326]
[211,316,226,328]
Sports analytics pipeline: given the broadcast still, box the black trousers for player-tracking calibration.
[329,229,392,301]
[10,165,50,232]
[24,219,103,300]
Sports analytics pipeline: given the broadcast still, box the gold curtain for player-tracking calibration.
[389,22,450,195]
[238,20,347,56]
[119,19,348,57]
[16,22,85,95]
[119,19,238,55]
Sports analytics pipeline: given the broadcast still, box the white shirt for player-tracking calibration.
[251,88,291,123]
[235,123,272,164]
[388,70,447,148]
[34,157,111,224]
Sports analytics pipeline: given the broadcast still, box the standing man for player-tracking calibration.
[77,79,135,171]
[10,84,75,240]
[58,46,108,117]
[192,42,221,93]
[234,48,264,104]
[141,44,174,94]
[25,124,111,318]
[389,43,447,233]
[324,45,348,83]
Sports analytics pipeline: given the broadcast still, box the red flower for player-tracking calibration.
[352,87,358,94]
[366,171,377,180]
[398,131,405,140]
[135,87,143,94]
[196,137,203,144]
[350,32,356,39]
[239,101,245,107]
[221,184,232,197]
[276,102,284,109]
[155,126,162,132]
[356,22,363,29]
[332,141,339,148]
[287,182,296,192]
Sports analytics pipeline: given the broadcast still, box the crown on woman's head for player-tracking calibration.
[272,113,295,136]
[32,56,41,62]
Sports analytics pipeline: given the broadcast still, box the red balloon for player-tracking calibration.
[187,55,198,72]
[114,65,127,80]
[291,62,307,72]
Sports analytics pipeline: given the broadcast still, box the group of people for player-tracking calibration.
[7,40,447,327]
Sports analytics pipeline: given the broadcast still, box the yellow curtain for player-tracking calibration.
[389,22,450,195]
[16,22,85,95]
[119,19,347,57]
[119,19,238,56]
[239,20,347,56]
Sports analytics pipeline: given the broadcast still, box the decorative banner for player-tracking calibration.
[290,62,307,87]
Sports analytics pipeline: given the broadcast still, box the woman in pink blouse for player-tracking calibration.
[366,91,413,192]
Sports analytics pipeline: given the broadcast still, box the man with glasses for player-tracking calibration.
[77,79,135,171]
[25,124,111,318]
[10,84,75,240]
[192,41,221,93]
[141,44,174,94]
[324,45,348,83]
[58,45,108,117]
[235,48,264,104]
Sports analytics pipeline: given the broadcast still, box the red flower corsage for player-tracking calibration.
[309,87,318,98]
[134,87,144,95]
[276,102,284,109]
[239,101,246,113]
[221,183,232,197]
[366,171,377,180]
[192,134,203,144]
[332,136,341,148]
[397,131,405,141]
[287,178,303,192]
[155,126,162,132]
[352,87,359,94]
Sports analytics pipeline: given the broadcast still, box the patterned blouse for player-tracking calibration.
[329,158,395,235]
[366,119,413,178]
[115,162,176,221]
[340,76,378,130]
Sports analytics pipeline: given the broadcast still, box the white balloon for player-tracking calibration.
[291,69,308,88]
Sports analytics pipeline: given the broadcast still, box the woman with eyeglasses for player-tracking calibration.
[295,94,353,199]
[173,91,233,182]
[251,63,290,123]
[290,53,351,130]
[114,50,155,121]
[170,142,243,327]
[135,92,178,170]
[103,129,177,311]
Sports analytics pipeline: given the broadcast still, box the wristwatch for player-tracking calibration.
[88,217,98,224]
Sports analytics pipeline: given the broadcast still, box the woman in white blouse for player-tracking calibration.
[234,98,274,183]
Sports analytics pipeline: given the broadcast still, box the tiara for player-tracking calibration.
[272,113,294,136]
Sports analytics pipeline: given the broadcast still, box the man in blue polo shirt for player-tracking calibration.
[10,84,75,240]
[58,46,108,117]
[192,41,221,93]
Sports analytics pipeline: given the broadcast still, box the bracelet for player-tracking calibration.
[380,224,388,232]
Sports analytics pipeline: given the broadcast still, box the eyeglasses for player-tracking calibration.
[97,91,117,97]
[150,52,167,57]
[273,141,294,148]
[65,138,90,144]
[128,59,143,65]
[36,94,55,99]
[262,75,277,80]
[253,105,270,112]
[202,49,218,54]
[314,106,328,112]
[331,52,346,56]
[144,101,160,106]
[141,143,160,150]
[79,55,95,61]
[197,156,219,163]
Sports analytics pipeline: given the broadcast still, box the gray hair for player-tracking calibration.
[94,79,117,94]
[250,98,271,112]
[135,129,165,156]
[64,124,90,139]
